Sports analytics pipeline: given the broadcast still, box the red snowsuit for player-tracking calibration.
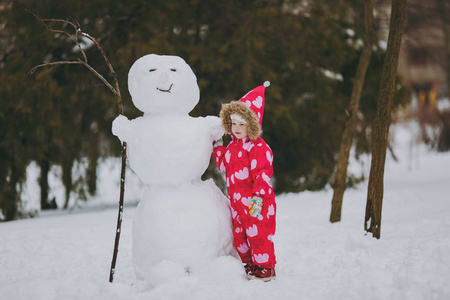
[213,135,276,268]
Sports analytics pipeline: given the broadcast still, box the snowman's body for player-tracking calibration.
[123,115,219,185]
[112,54,233,280]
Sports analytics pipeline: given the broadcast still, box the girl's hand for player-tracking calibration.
[213,138,223,149]
[249,197,263,218]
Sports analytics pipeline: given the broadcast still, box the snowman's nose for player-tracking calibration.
[159,71,169,84]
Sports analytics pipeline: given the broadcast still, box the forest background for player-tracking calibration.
[0,0,442,221]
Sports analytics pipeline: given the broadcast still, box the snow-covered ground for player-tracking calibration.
[1,121,449,300]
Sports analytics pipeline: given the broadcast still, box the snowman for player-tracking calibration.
[112,54,233,281]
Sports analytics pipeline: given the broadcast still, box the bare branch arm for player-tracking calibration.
[78,59,118,96]
[28,60,83,75]
[27,10,127,282]
[26,10,88,62]
[27,9,123,113]
[77,31,123,113]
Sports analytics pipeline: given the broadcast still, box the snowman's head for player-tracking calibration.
[128,54,200,114]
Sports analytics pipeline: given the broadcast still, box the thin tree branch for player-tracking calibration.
[28,60,82,75]
[27,9,122,110]
[28,59,118,97]
[26,10,86,60]
[77,30,123,111]
[78,59,118,97]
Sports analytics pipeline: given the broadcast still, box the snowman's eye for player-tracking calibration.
[149,69,157,72]
[170,69,177,72]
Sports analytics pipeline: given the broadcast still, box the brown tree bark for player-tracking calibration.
[39,159,51,209]
[62,152,74,210]
[330,0,375,223]
[87,123,100,196]
[364,0,406,239]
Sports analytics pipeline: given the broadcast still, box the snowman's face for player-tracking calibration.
[128,54,200,114]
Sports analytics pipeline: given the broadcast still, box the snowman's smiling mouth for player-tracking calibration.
[157,84,173,93]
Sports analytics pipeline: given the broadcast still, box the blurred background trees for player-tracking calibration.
[398,0,450,151]
[1,0,446,221]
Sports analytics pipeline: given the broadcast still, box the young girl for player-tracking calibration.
[213,82,276,281]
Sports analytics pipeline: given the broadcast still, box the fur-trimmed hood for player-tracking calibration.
[220,101,262,140]
[219,81,269,141]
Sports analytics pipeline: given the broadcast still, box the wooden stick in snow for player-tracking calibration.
[27,10,127,282]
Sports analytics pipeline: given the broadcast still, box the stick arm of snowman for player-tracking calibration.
[27,11,128,283]
[109,115,128,284]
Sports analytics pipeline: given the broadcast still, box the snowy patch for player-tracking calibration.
[321,69,343,81]
[2,122,450,299]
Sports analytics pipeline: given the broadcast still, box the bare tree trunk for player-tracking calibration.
[39,159,51,210]
[87,123,100,196]
[330,0,375,223]
[364,0,406,239]
[62,152,74,209]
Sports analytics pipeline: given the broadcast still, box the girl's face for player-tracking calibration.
[231,119,248,140]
